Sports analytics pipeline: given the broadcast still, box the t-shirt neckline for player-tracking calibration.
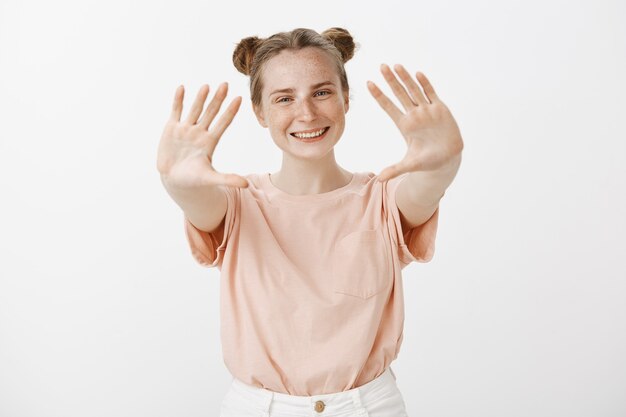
[260,171,360,202]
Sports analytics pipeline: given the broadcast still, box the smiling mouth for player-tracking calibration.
[290,126,330,138]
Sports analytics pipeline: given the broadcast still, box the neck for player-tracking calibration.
[270,152,352,195]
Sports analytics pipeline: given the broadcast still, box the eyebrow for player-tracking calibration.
[269,81,336,96]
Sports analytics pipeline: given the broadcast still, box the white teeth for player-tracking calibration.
[293,127,327,139]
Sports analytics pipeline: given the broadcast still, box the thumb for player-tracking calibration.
[377,162,411,183]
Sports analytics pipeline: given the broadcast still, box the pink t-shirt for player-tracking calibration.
[183,171,439,396]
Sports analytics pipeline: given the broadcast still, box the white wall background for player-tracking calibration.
[1,0,625,416]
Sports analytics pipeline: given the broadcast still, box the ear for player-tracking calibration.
[343,91,350,114]
[252,103,268,128]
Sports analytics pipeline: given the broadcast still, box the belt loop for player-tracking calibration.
[389,366,397,381]
[351,386,369,416]
[260,389,273,417]
[351,388,363,408]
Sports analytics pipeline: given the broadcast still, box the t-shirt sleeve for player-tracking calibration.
[183,185,237,269]
[383,173,440,267]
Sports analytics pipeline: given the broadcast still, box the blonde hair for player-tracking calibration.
[232,27,358,107]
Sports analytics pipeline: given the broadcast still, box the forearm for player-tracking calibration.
[160,174,227,232]
[404,152,462,206]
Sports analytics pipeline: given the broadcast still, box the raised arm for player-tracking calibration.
[156,82,248,233]
[367,64,464,227]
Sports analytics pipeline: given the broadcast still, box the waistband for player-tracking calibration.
[228,366,398,416]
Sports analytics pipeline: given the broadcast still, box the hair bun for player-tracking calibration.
[321,27,357,64]
[232,36,263,75]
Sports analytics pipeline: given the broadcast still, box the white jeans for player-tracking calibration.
[220,366,409,417]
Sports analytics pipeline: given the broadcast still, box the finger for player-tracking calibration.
[393,64,429,105]
[184,84,210,125]
[366,81,403,125]
[380,63,415,111]
[170,85,184,122]
[415,72,440,103]
[209,96,243,139]
[198,82,228,130]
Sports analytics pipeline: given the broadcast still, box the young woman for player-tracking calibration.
[157,27,463,417]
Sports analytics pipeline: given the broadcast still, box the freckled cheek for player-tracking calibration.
[267,113,294,134]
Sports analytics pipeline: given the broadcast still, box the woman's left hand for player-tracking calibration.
[367,64,464,182]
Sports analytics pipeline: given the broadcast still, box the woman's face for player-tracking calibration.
[253,47,349,161]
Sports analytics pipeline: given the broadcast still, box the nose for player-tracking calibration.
[295,98,317,121]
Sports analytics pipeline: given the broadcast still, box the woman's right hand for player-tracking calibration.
[156,82,249,189]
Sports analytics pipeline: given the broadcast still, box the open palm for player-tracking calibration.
[367,64,464,182]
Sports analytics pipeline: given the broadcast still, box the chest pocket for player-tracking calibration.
[331,227,392,299]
